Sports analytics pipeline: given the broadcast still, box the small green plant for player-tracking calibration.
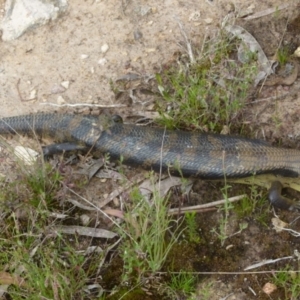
[155,30,258,132]
[234,194,256,217]
[211,183,234,245]
[276,46,290,66]
[234,182,267,218]
[26,164,62,208]
[184,212,200,243]
[0,156,104,299]
[0,162,62,221]
[272,266,300,299]
[169,271,196,295]
[118,174,184,283]
[160,271,197,300]
[273,5,282,19]
[6,238,88,299]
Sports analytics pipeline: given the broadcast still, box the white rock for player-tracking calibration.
[61,81,70,89]
[29,89,37,100]
[1,0,68,41]
[57,95,66,105]
[81,54,89,59]
[98,58,107,66]
[204,18,213,24]
[145,48,156,53]
[80,214,90,226]
[294,46,300,57]
[101,43,109,53]
[14,146,39,165]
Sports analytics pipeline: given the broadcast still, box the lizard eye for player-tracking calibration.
[112,114,123,123]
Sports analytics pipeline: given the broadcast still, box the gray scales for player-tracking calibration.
[0,113,300,209]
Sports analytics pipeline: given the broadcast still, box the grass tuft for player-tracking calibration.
[118,174,185,284]
[155,30,258,133]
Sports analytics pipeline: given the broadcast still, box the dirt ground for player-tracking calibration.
[1,0,300,299]
[0,0,292,116]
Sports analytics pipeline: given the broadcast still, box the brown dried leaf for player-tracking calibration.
[103,209,124,219]
[0,271,25,287]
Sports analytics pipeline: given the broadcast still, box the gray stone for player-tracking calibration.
[1,0,68,41]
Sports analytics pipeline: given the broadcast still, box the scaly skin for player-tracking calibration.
[1,113,300,209]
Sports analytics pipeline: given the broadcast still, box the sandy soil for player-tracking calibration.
[0,0,289,116]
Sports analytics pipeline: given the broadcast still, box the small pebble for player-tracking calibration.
[29,89,37,100]
[98,58,107,65]
[134,29,143,40]
[80,214,90,226]
[57,95,66,105]
[204,18,213,24]
[145,48,156,53]
[294,46,300,57]
[61,81,70,89]
[51,84,65,94]
[81,54,89,59]
[101,43,109,53]
[262,283,277,295]
[113,197,120,206]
